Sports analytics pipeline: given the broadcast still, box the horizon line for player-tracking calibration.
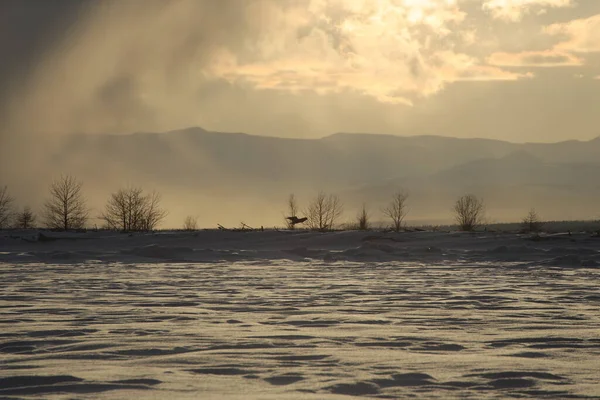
[68,126,600,146]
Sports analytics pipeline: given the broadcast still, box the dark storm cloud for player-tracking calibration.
[0,0,301,136]
[0,0,92,112]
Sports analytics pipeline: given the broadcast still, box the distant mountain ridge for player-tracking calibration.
[31,127,600,226]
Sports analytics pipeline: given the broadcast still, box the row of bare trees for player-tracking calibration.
[284,192,544,233]
[0,179,546,233]
[286,190,410,232]
[0,176,167,231]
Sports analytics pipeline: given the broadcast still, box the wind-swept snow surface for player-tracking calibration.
[1,230,600,398]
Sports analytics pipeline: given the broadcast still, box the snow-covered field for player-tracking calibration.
[1,230,600,399]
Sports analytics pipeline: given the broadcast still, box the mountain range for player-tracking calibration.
[18,127,600,227]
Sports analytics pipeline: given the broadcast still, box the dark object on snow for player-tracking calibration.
[286,216,307,226]
[217,223,254,232]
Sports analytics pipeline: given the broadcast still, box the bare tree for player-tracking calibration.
[183,215,198,231]
[522,208,543,233]
[0,185,14,229]
[101,186,167,231]
[383,191,409,232]
[305,191,343,232]
[356,203,370,231]
[453,194,485,231]
[141,191,168,231]
[15,206,36,229]
[101,186,142,231]
[44,175,89,230]
[285,193,299,229]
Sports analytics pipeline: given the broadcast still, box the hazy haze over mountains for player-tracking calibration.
[4,127,599,228]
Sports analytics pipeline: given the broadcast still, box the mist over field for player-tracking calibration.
[4,127,600,229]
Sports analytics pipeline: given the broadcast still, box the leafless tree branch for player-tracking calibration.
[101,186,167,231]
[356,203,370,231]
[453,194,484,231]
[15,206,36,229]
[305,191,343,232]
[285,193,299,230]
[522,208,544,233]
[183,215,198,231]
[43,175,89,230]
[0,185,14,229]
[383,191,409,232]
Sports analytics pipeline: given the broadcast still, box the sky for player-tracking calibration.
[1,0,600,144]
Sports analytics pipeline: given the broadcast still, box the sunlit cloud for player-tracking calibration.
[487,49,583,67]
[2,0,594,138]
[209,0,527,105]
[545,14,600,53]
[482,0,572,21]
[485,13,600,69]
[214,52,528,105]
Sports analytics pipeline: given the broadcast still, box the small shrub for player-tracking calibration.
[15,206,36,229]
[453,194,484,231]
[356,203,370,231]
[521,208,544,233]
[183,216,198,231]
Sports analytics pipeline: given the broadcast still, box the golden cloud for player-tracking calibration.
[487,50,583,67]
[208,0,529,104]
[5,0,559,136]
[545,14,600,53]
[482,0,572,21]
[485,13,600,69]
